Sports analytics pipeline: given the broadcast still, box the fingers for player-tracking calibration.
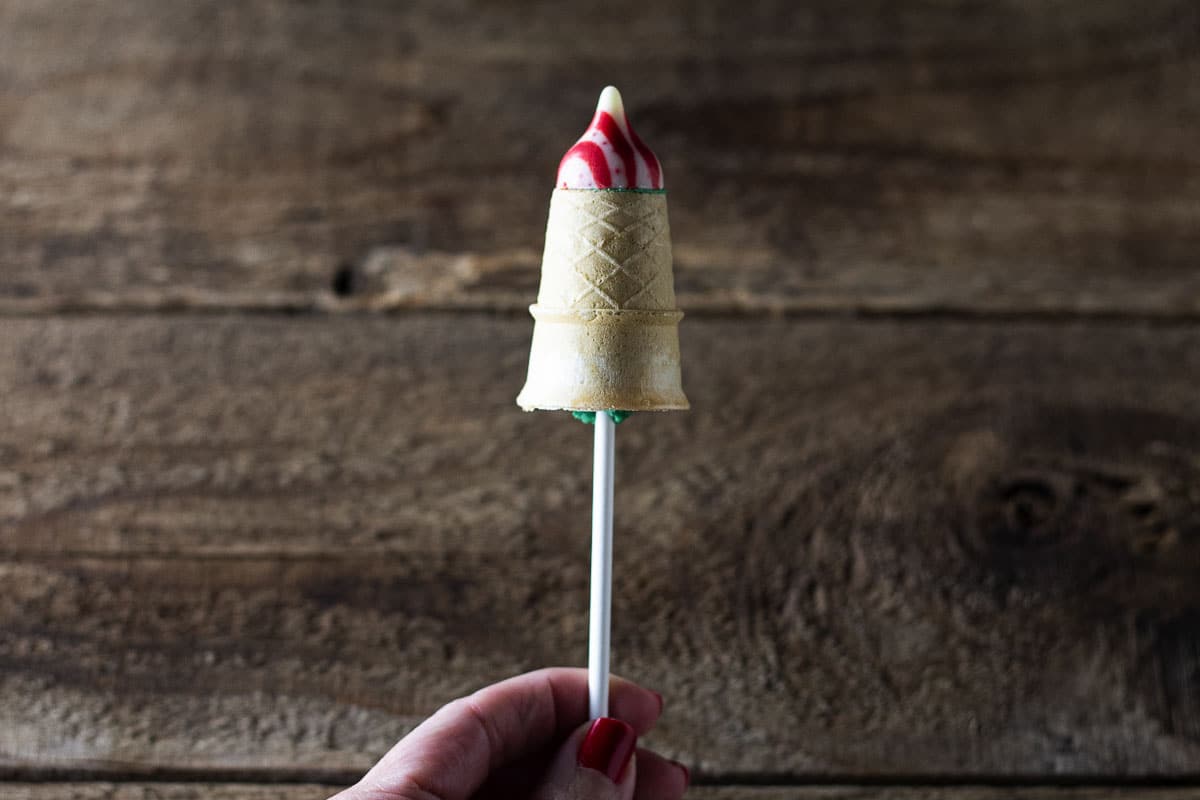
[515,667,661,736]
[633,747,690,800]
[607,673,665,735]
[532,718,638,800]
[351,668,661,800]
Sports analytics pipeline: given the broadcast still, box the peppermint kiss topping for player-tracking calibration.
[556,86,664,190]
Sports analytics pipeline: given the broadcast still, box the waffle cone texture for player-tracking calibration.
[517,189,689,412]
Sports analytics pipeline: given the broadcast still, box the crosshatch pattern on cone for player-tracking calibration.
[538,189,677,313]
[517,187,688,412]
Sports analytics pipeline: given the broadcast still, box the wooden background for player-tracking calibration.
[1,1,1198,797]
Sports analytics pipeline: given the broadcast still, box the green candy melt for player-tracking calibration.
[571,410,633,425]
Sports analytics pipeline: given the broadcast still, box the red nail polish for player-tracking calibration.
[652,690,664,714]
[577,717,637,782]
[673,760,690,787]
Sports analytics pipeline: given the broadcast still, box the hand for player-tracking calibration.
[331,667,690,800]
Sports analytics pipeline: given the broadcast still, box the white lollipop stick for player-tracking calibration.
[588,411,615,720]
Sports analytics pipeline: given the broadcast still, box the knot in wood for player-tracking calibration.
[977,473,1070,554]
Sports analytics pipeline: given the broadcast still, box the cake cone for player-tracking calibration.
[516,187,688,411]
[513,88,686,412]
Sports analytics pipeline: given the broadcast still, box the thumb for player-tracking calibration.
[533,717,638,800]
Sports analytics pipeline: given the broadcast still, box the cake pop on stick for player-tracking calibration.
[517,86,688,719]
[518,86,686,414]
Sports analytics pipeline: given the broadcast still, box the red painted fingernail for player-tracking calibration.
[652,690,664,714]
[673,760,690,787]
[577,717,637,782]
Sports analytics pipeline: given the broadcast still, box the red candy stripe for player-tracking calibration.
[595,112,638,188]
[556,90,664,190]
[557,141,612,188]
[628,126,661,189]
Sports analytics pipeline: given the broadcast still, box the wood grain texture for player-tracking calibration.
[6,786,1200,800]
[1,1,1198,316]
[4,787,338,800]
[1,314,1199,778]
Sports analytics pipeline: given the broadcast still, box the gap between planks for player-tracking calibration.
[4,769,1200,787]
[2,300,1200,325]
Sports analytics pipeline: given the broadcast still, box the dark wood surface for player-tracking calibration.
[2,0,1199,797]
[1,315,1199,783]
[1,0,1198,316]
[7,787,1200,800]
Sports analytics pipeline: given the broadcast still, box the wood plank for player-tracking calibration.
[1,314,1199,778]
[1,1,1198,316]
[5,786,1200,800]
[5,787,340,800]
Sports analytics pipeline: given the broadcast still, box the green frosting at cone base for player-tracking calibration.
[572,410,633,425]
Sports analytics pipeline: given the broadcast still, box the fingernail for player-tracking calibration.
[673,760,690,788]
[577,717,637,782]
[651,690,664,714]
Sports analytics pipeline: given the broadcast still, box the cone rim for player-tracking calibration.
[552,187,667,195]
[528,304,683,324]
[516,398,690,412]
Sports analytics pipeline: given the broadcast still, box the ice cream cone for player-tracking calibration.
[516,188,688,412]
